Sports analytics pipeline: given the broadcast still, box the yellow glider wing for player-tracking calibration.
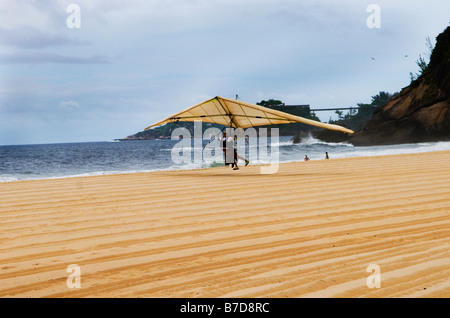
[145,96,354,134]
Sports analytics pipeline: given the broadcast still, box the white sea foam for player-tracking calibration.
[270,140,294,147]
[0,177,19,182]
[292,134,354,147]
[328,141,450,160]
[0,170,164,183]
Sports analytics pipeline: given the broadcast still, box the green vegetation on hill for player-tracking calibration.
[256,99,284,107]
[427,26,450,72]
[329,91,398,131]
[295,91,398,143]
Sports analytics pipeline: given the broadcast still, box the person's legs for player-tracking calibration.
[225,148,234,168]
[236,153,249,166]
[234,149,249,167]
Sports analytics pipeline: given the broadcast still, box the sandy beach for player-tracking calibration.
[0,150,449,298]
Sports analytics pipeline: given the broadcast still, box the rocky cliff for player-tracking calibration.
[349,26,450,146]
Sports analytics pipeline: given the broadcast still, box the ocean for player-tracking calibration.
[1,135,450,182]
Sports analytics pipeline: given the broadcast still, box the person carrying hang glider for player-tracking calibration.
[220,131,249,170]
[144,96,354,170]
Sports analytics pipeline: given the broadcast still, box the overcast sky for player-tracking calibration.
[0,0,449,145]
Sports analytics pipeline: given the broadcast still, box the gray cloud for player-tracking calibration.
[0,51,112,64]
[0,25,90,49]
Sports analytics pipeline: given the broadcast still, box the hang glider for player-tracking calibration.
[145,96,354,134]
